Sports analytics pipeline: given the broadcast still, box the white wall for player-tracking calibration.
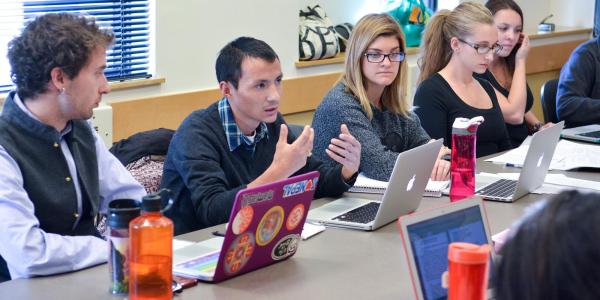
[104,0,595,104]
[550,0,594,28]
[104,0,383,103]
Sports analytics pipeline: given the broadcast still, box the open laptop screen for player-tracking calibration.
[407,205,489,300]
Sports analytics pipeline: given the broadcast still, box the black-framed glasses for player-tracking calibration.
[457,38,503,55]
[364,52,405,63]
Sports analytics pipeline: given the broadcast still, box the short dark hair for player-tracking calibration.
[7,13,114,100]
[215,36,279,89]
[495,190,600,300]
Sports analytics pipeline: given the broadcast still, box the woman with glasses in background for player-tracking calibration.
[414,2,511,157]
[312,13,450,182]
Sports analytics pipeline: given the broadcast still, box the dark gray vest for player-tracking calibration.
[0,92,100,281]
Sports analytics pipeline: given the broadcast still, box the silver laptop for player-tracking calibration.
[398,197,495,300]
[306,139,443,231]
[561,124,600,144]
[475,121,564,202]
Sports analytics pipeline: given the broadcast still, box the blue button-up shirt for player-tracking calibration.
[218,97,268,154]
[0,93,146,279]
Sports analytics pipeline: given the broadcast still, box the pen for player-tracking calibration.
[505,163,523,168]
[212,230,225,237]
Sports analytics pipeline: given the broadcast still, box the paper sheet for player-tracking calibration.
[486,138,600,170]
[173,239,195,250]
[301,222,326,240]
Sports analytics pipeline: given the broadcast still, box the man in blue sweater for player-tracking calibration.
[161,37,361,235]
[557,37,600,128]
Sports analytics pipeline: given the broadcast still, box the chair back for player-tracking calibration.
[540,79,559,123]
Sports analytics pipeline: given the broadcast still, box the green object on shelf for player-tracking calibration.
[386,0,432,47]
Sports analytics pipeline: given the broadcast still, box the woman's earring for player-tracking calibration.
[60,87,66,94]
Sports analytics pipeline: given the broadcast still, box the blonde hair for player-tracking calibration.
[339,13,409,119]
[418,2,494,83]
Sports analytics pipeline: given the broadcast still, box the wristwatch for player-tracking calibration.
[531,122,543,133]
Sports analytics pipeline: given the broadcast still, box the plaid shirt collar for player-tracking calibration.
[218,97,268,152]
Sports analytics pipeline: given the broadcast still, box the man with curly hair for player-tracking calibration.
[0,13,145,281]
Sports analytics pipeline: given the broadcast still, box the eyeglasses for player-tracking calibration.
[457,38,503,55]
[363,52,405,63]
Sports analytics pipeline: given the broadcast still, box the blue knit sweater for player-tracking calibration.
[312,83,430,181]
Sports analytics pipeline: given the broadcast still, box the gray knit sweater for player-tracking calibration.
[312,83,431,181]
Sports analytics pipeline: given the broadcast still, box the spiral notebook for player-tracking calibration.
[349,173,449,197]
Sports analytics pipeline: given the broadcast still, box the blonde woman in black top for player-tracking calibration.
[414,2,511,157]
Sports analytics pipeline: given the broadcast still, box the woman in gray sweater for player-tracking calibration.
[312,13,450,181]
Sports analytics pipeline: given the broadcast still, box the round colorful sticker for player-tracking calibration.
[232,205,254,235]
[271,234,300,261]
[224,232,255,275]
[256,206,284,246]
[286,203,305,231]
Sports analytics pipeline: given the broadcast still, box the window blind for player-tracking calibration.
[0,0,151,95]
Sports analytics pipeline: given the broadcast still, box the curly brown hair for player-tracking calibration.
[7,13,114,100]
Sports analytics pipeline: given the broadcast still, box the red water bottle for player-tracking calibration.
[449,117,484,202]
[447,242,490,300]
[129,191,173,300]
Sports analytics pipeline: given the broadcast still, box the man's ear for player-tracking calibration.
[219,81,233,98]
[49,67,66,92]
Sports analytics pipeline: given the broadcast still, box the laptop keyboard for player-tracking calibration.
[580,130,600,138]
[476,179,517,200]
[333,202,380,224]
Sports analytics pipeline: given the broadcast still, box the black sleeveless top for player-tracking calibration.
[475,69,534,147]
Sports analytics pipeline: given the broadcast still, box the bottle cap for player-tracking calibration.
[452,116,485,135]
[108,199,141,228]
[141,194,163,212]
[448,242,490,264]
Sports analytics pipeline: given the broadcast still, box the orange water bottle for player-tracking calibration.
[129,192,173,300]
[447,242,490,300]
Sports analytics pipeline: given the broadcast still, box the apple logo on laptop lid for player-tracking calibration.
[406,174,416,191]
[537,153,544,168]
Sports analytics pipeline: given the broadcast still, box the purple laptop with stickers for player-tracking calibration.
[173,171,319,282]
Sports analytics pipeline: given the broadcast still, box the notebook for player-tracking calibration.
[173,171,319,282]
[475,121,564,202]
[398,197,495,300]
[349,173,449,197]
[306,139,443,231]
[561,124,600,144]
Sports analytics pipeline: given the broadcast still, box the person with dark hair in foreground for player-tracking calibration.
[161,37,361,235]
[495,190,600,300]
[0,13,145,282]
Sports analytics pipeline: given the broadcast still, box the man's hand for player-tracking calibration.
[272,124,314,175]
[249,124,313,187]
[326,124,361,181]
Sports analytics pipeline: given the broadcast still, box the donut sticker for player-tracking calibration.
[271,234,301,261]
[232,205,254,235]
[286,203,305,231]
[224,232,255,275]
[256,206,284,246]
